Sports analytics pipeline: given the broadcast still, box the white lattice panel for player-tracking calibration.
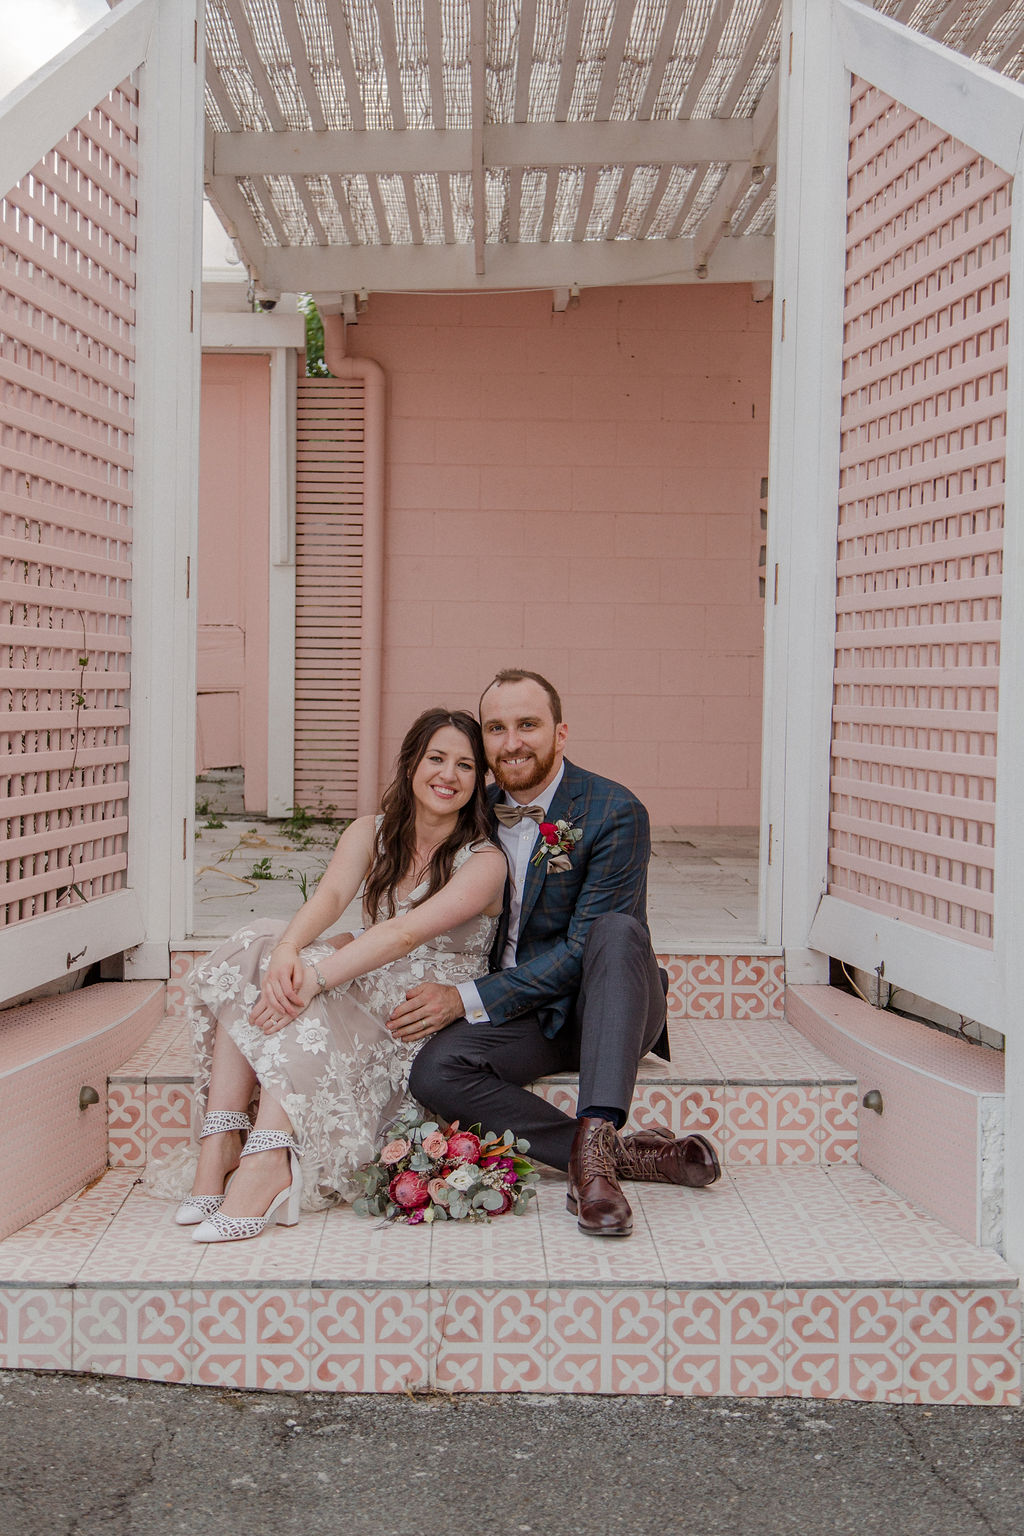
[1,83,138,929]
[293,377,365,815]
[828,81,1010,947]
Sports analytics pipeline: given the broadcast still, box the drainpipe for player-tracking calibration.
[321,313,385,817]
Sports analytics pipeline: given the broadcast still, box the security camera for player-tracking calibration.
[258,297,277,312]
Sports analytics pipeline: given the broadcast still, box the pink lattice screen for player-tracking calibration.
[828,80,1010,947]
[0,82,138,927]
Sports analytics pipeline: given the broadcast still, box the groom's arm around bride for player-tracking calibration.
[392,669,721,1239]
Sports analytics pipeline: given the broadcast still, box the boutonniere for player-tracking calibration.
[531,816,584,873]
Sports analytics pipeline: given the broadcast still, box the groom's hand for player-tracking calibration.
[387,983,463,1041]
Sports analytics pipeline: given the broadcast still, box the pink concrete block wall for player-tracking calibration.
[346,285,771,825]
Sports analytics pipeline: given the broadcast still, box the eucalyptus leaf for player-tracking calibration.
[479,1188,504,1211]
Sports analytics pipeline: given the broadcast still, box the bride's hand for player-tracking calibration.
[251,964,320,1033]
[261,942,307,1017]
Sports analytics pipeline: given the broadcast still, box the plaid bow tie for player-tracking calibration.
[494,803,545,827]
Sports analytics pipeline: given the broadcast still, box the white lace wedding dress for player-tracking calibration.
[148,840,498,1209]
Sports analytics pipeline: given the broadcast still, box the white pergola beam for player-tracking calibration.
[211,119,761,177]
[255,233,773,291]
[835,0,1024,174]
[0,0,155,193]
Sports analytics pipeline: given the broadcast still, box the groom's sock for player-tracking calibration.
[577,1104,625,1129]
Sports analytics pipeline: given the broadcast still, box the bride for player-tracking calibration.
[170,708,506,1244]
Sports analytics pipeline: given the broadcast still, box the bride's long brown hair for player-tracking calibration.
[362,708,493,921]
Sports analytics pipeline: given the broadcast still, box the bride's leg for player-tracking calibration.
[216,1087,296,1219]
[191,1025,258,1198]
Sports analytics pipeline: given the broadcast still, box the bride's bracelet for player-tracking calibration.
[273,938,299,953]
[306,962,329,994]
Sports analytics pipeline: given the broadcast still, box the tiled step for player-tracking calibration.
[166,947,787,1024]
[0,1163,1018,1402]
[108,1015,858,1170]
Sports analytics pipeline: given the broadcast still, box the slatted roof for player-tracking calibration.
[203,0,1024,301]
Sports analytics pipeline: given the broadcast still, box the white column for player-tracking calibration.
[993,141,1024,1272]
[267,345,298,817]
[125,0,205,973]
[760,0,850,980]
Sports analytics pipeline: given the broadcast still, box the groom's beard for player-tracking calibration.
[491,739,558,796]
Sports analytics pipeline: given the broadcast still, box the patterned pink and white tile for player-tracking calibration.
[636,1180,782,1287]
[731,1168,893,1284]
[73,1287,191,1382]
[827,1168,1016,1284]
[665,1288,787,1397]
[548,1288,666,1394]
[658,957,688,1017]
[192,1287,311,1390]
[314,1206,432,1285]
[112,1013,185,1079]
[528,1081,578,1119]
[146,1084,194,1164]
[901,1289,1022,1406]
[627,1084,725,1142]
[785,1289,904,1401]
[723,1086,820,1166]
[107,1084,150,1168]
[729,955,786,1018]
[192,1210,327,1285]
[694,1019,836,1082]
[816,1088,859,1165]
[644,1023,719,1079]
[309,1287,431,1393]
[76,1191,206,1284]
[0,1288,73,1370]
[535,1173,664,1284]
[0,1172,139,1283]
[431,1287,548,1392]
[428,1206,546,1286]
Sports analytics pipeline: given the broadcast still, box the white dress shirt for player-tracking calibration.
[456,763,565,1024]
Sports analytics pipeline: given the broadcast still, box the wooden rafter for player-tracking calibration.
[471,0,486,273]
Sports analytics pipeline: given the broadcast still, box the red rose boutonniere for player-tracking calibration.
[531,816,584,873]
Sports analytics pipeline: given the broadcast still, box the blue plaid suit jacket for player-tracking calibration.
[476,759,652,1040]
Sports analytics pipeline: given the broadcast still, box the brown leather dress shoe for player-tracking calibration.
[566,1118,633,1237]
[617,1127,721,1188]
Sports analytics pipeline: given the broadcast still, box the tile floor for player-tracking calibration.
[0,1165,1018,1401]
[189,813,761,950]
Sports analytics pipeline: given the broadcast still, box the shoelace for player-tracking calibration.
[619,1143,662,1180]
[579,1122,619,1182]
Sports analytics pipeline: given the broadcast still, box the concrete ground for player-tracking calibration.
[192,771,761,947]
[2,1372,1021,1536]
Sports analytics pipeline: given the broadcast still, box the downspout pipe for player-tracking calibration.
[321,313,386,817]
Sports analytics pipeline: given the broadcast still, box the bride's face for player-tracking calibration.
[410,726,478,818]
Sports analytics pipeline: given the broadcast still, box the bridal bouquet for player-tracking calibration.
[353,1110,539,1225]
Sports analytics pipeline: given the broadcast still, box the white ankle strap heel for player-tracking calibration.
[174,1111,252,1227]
[192,1130,302,1244]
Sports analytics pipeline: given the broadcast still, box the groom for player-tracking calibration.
[391,668,720,1238]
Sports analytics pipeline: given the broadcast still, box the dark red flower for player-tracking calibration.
[539,822,559,845]
[389,1170,430,1209]
[446,1131,482,1164]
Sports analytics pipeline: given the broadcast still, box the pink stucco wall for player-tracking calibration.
[345,284,771,826]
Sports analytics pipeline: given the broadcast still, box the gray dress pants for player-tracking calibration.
[407,911,667,1171]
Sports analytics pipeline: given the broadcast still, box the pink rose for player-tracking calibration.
[380,1138,410,1165]
[446,1131,481,1164]
[422,1132,448,1159]
[389,1170,430,1209]
[427,1178,449,1203]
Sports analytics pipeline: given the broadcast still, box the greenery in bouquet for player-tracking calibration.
[352,1109,539,1225]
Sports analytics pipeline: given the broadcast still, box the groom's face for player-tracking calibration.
[480,679,568,800]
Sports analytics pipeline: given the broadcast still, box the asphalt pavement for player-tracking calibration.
[1,1371,1022,1536]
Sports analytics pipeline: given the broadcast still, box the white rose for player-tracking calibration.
[445,1165,476,1192]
